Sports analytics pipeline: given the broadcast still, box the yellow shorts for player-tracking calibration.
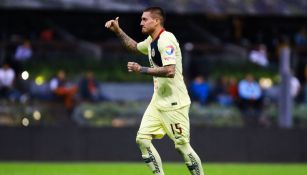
[136,104,190,145]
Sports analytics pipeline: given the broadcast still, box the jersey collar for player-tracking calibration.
[152,28,165,41]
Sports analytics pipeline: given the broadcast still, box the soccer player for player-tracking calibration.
[105,7,204,175]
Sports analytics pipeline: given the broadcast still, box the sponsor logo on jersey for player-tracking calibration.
[165,45,174,55]
[151,48,155,57]
[149,58,154,68]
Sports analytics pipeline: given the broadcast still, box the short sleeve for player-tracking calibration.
[158,34,176,66]
[137,36,151,55]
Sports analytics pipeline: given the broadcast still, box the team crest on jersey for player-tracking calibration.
[151,48,155,57]
[165,45,174,55]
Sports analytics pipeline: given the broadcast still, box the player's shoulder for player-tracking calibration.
[160,31,176,39]
[159,31,178,46]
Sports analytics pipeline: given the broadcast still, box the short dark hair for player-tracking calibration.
[143,7,165,26]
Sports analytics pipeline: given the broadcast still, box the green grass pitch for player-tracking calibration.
[0,162,306,175]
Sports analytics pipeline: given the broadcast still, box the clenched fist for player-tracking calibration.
[127,62,141,73]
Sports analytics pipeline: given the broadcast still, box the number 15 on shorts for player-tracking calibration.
[170,123,182,135]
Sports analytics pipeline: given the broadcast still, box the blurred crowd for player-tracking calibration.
[189,72,302,127]
[1,44,306,127]
[1,21,307,126]
[1,10,307,127]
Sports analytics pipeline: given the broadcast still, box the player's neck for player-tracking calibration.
[151,26,165,40]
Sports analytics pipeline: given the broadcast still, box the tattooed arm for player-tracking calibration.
[105,17,139,53]
[127,62,175,78]
[115,29,139,53]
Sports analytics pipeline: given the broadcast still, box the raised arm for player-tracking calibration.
[105,17,139,53]
[127,62,175,78]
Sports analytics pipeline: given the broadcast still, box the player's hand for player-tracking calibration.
[105,17,120,33]
[127,62,141,73]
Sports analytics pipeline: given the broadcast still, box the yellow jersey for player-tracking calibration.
[137,30,191,111]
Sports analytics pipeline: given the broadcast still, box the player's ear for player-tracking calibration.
[154,18,160,25]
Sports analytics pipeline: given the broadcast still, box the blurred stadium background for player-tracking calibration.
[0,0,307,174]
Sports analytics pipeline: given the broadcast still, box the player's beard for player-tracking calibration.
[141,27,148,35]
[141,26,153,35]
